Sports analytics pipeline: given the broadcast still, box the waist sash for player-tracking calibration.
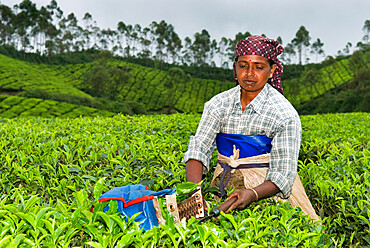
[216,133,272,197]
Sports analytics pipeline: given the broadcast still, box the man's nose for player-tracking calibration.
[247,66,254,76]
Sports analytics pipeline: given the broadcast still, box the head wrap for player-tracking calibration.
[234,35,284,95]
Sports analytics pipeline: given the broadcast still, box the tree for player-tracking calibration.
[362,19,370,43]
[45,0,62,56]
[281,43,296,64]
[276,36,283,45]
[357,20,370,51]
[342,42,352,55]
[227,31,252,61]
[82,12,93,49]
[0,4,15,45]
[14,0,39,52]
[190,29,211,66]
[166,25,182,64]
[311,38,325,62]
[83,51,132,100]
[181,36,192,66]
[218,37,230,68]
[137,26,152,63]
[292,26,310,65]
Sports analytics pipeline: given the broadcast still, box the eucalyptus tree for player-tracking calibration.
[138,26,152,61]
[14,0,39,52]
[208,39,218,67]
[82,12,93,49]
[117,21,127,56]
[292,26,310,65]
[181,36,192,65]
[362,19,370,43]
[100,28,116,51]
[0,4,15,45]
[218,37,230,68]
[311,38,324,62]
[357,20,370,50]
[190,29,211,66]
[276,36,283,45]
[342,42,352,55]
[282,43,296,64]
[150,20,168,63]
[33,6,54,53]
[227,31,252,60]
[58,13,81,53]
[150,20,181,66]
[120,23,133,57]
[45,0,62,55]
[131,24,141,56]
[166,25,182,64]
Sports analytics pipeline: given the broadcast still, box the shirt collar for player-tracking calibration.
[233,84,270,114]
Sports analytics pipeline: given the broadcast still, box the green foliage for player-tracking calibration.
[0,112,368,246]
[295,50,369,114]
[0,94,114,118]
[83,51,133,100]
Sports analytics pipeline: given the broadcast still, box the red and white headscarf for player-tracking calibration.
[234,35,284,95]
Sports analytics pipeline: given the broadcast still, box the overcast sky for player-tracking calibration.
[2,0,369,63]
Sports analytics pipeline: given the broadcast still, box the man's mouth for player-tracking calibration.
[243,80,256,85]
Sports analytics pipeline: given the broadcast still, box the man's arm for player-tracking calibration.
[183,101,220,175]
[227,117,301,211]
[186,159,204,184]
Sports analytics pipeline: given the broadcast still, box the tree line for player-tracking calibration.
[0,0,369,68]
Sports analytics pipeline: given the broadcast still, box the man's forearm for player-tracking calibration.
[186,159,203,184]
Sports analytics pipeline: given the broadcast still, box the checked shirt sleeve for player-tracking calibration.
[265,117,302,198]
[183,101,220,173]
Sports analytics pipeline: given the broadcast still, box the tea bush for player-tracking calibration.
[0,112,368,247]
[0,95,114,118]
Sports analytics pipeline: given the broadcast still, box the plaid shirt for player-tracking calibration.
[183,84,301,198]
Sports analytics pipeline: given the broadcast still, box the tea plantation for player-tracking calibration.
[0,112,368,247]
[1,51,364,116]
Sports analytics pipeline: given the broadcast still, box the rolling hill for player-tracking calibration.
[0,49,368,118]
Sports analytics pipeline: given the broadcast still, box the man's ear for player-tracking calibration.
[269,64,277,78]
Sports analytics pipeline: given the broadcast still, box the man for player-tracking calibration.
[183,35,319,221]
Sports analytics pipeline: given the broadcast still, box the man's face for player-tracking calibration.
[235,55,277,94]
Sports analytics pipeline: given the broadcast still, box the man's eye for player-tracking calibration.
[256,66,264,70]
[239,64,246,68]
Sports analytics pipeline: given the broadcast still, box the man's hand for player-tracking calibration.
[225,180,280,212]
[226,189,257,212]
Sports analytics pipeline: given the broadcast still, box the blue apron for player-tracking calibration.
[216,133,272,197]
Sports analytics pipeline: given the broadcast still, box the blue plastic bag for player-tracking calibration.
[98,184,175,231]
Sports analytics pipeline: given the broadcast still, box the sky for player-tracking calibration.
[2,0,369,63]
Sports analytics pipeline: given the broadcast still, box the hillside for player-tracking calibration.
[0,49,368,118]
[0,53,234,117]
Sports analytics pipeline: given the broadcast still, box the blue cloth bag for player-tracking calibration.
[98,184,175,231]
[216,133,272,158]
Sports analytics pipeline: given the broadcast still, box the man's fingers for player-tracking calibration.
[226,190,240,200]
[226,199,243,213]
